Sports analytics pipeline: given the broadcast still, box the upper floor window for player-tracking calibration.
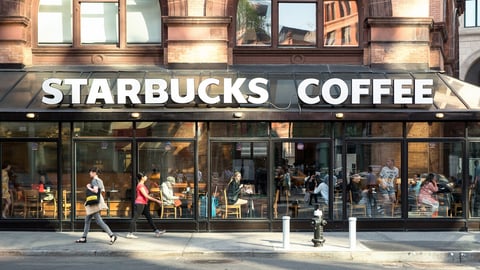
[465,0,480,27]
[236,0,358,48]
[38,0,161,46]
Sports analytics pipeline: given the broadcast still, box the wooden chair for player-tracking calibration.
[24,189,40,218]
[159,191,181,218]
[348,190,366,217]
[149,187,161,217]
[41,190,57,218]
[222,189,241,218]
[62,190,72,219]
[11,190,25,217]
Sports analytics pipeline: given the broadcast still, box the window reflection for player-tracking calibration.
[278,3,316,46]
[126,0,161,44]
[0,122,58,138]
[271,122,331,138]
[38,0,72,44]
[408,142,462,218]
[324,1,359,46]
[2,142,58,219]
[211,142,268,219]
[344,142,401,218]
[138,141,195,219]
[236,0,359,48]
[81,3,119,44]
[236,0,272,46]
[75,141,132,218]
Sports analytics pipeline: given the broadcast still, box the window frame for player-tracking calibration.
[231,0,363,65]
[234,0,360,49]
[465,0,480,28]
[32,0,166,65]
[34,0,165,47]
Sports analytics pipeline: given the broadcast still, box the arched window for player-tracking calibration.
[38,0,161,46]
[236,0,358,48]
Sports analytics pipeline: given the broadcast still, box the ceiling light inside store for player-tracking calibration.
[130,112,141,118]
[26,113,36,119]
[435,113,444,119]
[233,112,244,118]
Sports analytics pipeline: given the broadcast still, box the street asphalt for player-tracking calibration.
[0,230,479,263]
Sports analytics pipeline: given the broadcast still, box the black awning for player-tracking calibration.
[1,65,479,122]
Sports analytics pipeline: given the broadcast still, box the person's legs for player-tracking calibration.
[82,214,93,238]
[2,198,10,218]
[141,204,158,231]
[129,204,143,233]
[92,212,114,236]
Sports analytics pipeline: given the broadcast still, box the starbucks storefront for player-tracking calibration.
[1,65,480,232]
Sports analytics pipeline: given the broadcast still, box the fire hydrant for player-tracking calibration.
[311,205,327,247]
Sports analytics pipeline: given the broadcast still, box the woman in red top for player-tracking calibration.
[418,173,439,217]
[127,173,165,239]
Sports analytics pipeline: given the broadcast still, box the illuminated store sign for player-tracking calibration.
[42,77,433,106]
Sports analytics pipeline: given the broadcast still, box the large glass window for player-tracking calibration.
[469,142,480,218]
[344,142,402,219]
[465,0,480,27]
[75,141,132,218]
[236,0,358,48]
[408,142,461,218]
[210,141,268,219]
[273,141,331,219]
[2,142,58,220]
[138,141,195,219]
[38,0,161,46]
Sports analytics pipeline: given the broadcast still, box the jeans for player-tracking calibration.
[82,211,113,238]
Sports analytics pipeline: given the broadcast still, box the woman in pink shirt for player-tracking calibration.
[127,173,165,239]
[418,173,439,217]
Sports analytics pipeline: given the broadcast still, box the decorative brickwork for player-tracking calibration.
[0,0,30,66]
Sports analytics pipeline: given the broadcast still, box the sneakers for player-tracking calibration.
[126,233,138,239]
[109,234,117,245]
[155,229,166,237]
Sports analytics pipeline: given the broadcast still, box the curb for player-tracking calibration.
[1,249,479,263]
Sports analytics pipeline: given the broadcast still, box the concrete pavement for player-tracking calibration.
[0,230,479,263]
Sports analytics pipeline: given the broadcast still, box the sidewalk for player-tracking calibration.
[0,230,479,263]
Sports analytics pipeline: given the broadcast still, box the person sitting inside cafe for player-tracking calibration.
[226,171,248,206]
[161,176,182,206]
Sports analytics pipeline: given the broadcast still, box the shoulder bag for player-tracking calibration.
[85,187,100,206]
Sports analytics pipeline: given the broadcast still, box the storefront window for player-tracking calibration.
[468,122,480,137]
[0,122,58,138]
[408,142,461,218]
[210,122,269,137]
[210,141,268,219]
[1,141,58,219]
[345,122,402,137]
[407,122,466,138]
[136,122,195,138]
[73,122,133,137]
[272,122,331,138]
[344,142,401,218]
[469,142,480,218]
[138,141,195,219]
[75,141,132,218]
[273,141,331,219]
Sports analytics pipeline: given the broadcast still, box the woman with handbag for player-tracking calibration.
[76,167,117,245]
[126,172,165,239]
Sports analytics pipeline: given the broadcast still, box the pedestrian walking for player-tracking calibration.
[76,167,117,245]
[126,172,165,239]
